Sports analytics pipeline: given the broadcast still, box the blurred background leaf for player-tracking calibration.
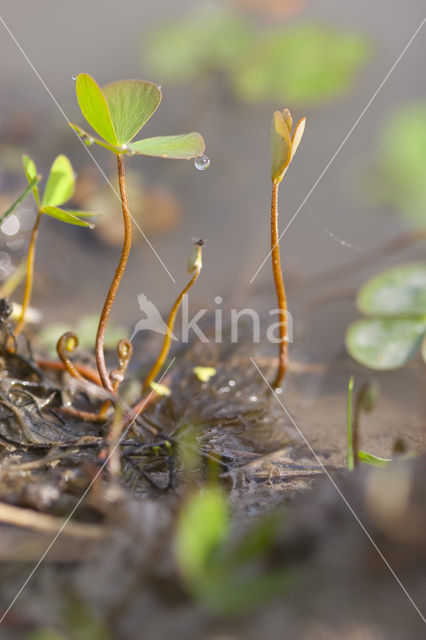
[146,6,254,82]
[233,23,370,104]
[39,313,126,354]
[145,8,370,106]
[372,104,426,227]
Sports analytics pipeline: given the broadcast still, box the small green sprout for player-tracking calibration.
[15,154,95,336]
[269,109,305,389]
[346,263,426,370]
[346,376,391,469]
[72,74,206,397]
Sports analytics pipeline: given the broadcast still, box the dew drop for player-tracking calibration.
[157,84,162,91]
[121,144,128,151]
[274,387,283,395]
[249,395,258,402]
[84,136,94,146]
[194,154,210,171]
[72,74,77,81]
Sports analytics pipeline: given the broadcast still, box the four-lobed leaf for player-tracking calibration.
[346,263,426,370]
[72,73,205,160]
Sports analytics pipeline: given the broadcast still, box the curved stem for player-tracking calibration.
[36,359,102,386]
[95,154,132,394]
[270,181,288,389]
[15,210,43,336]
[57,332,85,381]
[143,262,202,392]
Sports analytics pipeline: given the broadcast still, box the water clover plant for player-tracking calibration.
[71,74,207,396]
[346,263,426,370]
[269,109,305,388]
[15,154,95,336]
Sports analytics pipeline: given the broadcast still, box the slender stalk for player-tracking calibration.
[95,154,132,394]
[36,359,101,386]
[15,209,43,336]
[347,375,355,471]
[270,182,288,389]
[142,243,203,392]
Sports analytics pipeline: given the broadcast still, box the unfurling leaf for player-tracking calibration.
[270,109,305,184]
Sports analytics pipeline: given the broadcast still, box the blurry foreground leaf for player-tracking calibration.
[176,487,291,613]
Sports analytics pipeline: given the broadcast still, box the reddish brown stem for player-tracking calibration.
[95,154,132,395]
[270,181,288,389]
[36,359,102,386]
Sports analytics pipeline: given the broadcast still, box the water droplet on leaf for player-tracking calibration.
[194,154,210,171]
[121,144,128,151]
[84,136,94,146]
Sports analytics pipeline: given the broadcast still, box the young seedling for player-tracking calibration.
[15,154,95,336]
[72,74,207,396]
[142,239,204,392]
[346,376,390,469]
[269,109,305,389]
